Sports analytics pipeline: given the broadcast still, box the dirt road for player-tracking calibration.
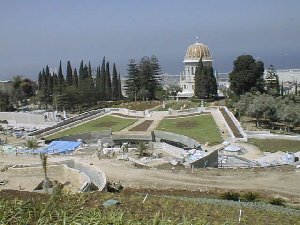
[1,152,299,201]
[81,157,300,200]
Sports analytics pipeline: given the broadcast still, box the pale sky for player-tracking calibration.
[1,0,300,80]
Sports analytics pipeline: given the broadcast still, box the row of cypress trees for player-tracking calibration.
[38,58,122,110]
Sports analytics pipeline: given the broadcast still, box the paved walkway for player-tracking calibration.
[208,107,232,142]
[116,111,168,134]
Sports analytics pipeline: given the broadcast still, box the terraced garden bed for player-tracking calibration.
[220,107,243,138]
[129,120,154,131]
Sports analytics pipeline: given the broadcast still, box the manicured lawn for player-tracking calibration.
[46,115,136,139]
[156,114,223,146]
[249,138,300,153]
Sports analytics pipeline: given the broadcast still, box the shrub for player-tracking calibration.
[221,192,240,201]
[243,192,259,202]
[269,198,285,206]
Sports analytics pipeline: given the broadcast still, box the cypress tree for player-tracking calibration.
[87,62,95,100]
[58,60,65,94]
[40,68,50,108]
[38,71,43,90]
[79,60,84,86]
[194,58,204,98]
[66,61,73,86]
[95,66,102,100]
[52,73,58,92]
[45,66,50,93]
[48,74,53,96]
[117,73,123,100]
[105,62,112,100]
[194,58,217,99]
[88,61,92,78]
[83,64,89,80]
[73,68,78,87]
[100,57,106,100]
[206,67,217,98]
[111,63,118,100]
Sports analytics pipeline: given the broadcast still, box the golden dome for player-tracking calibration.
[184,41,212,61]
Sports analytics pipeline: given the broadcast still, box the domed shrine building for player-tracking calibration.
[177,38,213,98]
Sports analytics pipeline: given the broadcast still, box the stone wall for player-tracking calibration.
[5,164,89,192]
[153,130,200,148]
[105,108,145,117]
[60,160,107,192]
[190,149,219,168]
[57,131,112,144]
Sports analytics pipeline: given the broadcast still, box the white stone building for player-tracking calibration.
[177,38,213,98]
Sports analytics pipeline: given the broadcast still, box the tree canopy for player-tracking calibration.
[265,65,280,96]
[37,59,122,110]
[234,92,300,131]
[125,56,162,101]
[194,58,217,99]
[229,55,265,96]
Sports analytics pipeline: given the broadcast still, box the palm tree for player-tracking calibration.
[40,153,52,189]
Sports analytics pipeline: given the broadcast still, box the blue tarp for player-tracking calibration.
[18,141,82,155]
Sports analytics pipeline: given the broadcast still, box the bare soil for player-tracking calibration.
[175,121,198,128]
[83,157,300,202]
[220,108,243,138]
[129,120,153,131]
[0,153,300,204]
[91,121,118,127]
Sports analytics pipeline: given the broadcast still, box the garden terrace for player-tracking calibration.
[45,115,136,140]
[129,120,154,132]
[156,114,222,146]
[220,107,243,138]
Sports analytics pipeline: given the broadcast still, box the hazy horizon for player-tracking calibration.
[1,0,300,80]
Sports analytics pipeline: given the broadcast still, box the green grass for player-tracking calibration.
[46,115,136,140]
[0,191,299,225]
[249,138,300,153]
[156,114,223,146]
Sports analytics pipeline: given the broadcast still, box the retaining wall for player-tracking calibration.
[60,160,107,192]
[5,164,89,192]
[152,142,185,158]
[246,132,300,141]
[56,131,112,144]
[105,108,145,117]
[168,107,202,116]
[31,109,105,137]
[190,149,219,168]
[153,130,200,148]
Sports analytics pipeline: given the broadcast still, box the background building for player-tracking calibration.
[177,38,213,98]
[0,80,13,95]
